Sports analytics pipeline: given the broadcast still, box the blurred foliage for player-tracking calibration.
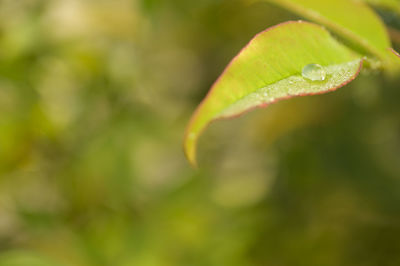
[0,0,400,265]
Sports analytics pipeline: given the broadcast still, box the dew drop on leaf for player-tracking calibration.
[302,63,326,81]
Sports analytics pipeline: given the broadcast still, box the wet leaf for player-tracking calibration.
[184,21,363,166]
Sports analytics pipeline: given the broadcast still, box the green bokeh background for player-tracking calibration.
[0,0,400,265]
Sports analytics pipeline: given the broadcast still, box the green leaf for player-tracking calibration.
[364,0,400,14]
[0,251,61,266]
[184,21,363,166]
[265,0,391,60]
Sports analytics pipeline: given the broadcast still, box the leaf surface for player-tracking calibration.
[184,21,363,166]
[266,0,391,59]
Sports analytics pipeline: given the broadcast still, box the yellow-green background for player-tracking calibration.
[0,0,400,265]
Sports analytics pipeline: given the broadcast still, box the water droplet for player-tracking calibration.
[302,64,326,81]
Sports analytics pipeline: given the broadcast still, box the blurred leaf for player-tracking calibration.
[184,21,363,166]
[364,0,400,14]
[265,0,392,62]
[0,251,62,266]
